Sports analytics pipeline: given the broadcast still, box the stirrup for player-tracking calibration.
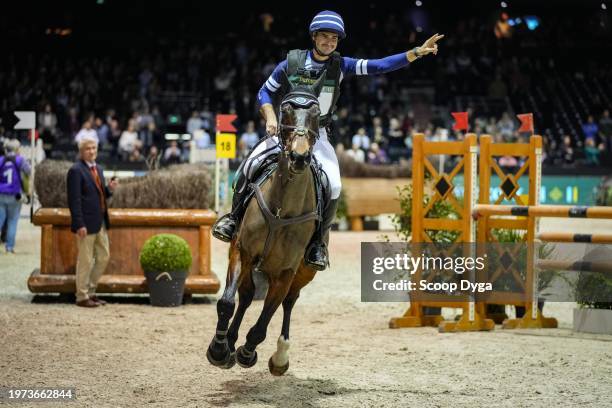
[212,214,236,242]
[305,243,329,271]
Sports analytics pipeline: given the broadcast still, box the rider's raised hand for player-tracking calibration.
[266,119,278,136]
[417,33,445,56]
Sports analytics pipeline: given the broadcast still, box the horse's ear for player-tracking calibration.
[279,70,295,92]
[310,70,327,97]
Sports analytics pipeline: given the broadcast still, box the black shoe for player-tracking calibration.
[212,214,237,242]
[304,198,339,271]
[305,243,328,271]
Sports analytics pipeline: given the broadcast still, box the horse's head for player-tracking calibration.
[278,72,325,174]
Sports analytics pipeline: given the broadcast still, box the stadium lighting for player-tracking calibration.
[525,15,540,30]
[501,1,508,8]
[415,0,423,6]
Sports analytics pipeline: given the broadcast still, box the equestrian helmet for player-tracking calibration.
[309,10,346,39]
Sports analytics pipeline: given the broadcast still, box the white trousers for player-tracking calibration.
[242,127,342,199]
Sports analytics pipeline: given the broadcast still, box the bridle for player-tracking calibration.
[277,90,320,148]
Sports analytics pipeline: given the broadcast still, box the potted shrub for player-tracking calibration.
[571,178,612,334]
[139,234,193,307]
[573,269,612,334]
[595,176,612,206]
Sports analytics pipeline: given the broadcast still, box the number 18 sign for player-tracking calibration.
[215,133,236,159]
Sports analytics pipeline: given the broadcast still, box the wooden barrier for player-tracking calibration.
[389,133,495,332]
[28,208,221,295]
[536,232,612,243]
[536,260,612,276]
[476,137,612,328]
[393,133,549,331]
[474,204,612,219]
[392,133,611,331]
[477,135,558,329]
[342,178,410,231]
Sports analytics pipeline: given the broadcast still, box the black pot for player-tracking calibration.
[144,270,188,307]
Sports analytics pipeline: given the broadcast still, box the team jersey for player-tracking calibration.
[258,50,410,115]
[0,154,29,195]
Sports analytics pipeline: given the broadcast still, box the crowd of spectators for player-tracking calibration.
[1,4,611,168]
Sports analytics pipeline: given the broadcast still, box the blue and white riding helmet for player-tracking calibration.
[309,10,346,39]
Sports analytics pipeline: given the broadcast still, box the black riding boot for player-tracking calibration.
[212,173,249,242]
[305,198,339,271]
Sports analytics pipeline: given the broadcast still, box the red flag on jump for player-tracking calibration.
[451,112,469,131]
[216,114,238,133]
[517,113,534,133]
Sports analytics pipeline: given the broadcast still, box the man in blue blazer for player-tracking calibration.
[67,136,118,307]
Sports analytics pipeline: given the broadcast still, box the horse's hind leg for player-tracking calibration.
[236,269,294,369]
[226,253,255,352]
[269,263,316,376]
[207,241,241,369]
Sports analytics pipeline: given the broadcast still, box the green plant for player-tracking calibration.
[490,229,558,293]
[336,189,348,221]
[139,234,193,272]
[576,273,612,310]
[595,182,612,206]
[491,229,524,243]
[390,184,460,243]
[389,185,413,242]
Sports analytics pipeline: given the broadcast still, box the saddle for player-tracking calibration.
[238,153,331,223]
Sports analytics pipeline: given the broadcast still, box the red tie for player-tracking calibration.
[90,166,106,211]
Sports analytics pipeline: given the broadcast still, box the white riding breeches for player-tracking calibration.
[242,127,342,199]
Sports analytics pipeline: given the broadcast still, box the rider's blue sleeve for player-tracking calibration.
[257,60,288,106]
[342,53,409,76]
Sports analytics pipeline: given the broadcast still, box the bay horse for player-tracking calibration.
[207,74,326,376]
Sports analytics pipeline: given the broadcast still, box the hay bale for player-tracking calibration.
[35,160,71,208]
[35,160,213,209]
[110,164,213,209]
[338,152,411,178]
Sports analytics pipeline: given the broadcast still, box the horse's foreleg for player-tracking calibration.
[266,294,297,376]
[236,269,294,369]
[269,263,317,376]
[207,241,241,369]
[226,254,255,352]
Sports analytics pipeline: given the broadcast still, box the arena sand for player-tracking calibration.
[1,216,611,407]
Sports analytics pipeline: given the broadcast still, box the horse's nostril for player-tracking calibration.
[290,151,311,167]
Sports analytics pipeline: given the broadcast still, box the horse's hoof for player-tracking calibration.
[268,356,289,376]
[206,343,235,369]
[236,346,258,368]
[206,348,236,369]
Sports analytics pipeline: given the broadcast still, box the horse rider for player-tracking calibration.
[213,10,444,271]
